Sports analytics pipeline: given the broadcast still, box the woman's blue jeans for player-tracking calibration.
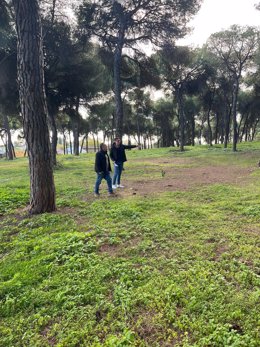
[94,172,113,194]
[113,162,123,185]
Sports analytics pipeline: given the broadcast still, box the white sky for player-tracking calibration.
[178,0,260,46]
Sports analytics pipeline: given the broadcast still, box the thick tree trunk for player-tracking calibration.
[13,0,56,214]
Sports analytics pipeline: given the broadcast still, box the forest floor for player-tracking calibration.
[85,146,259,200]
[108,157,256,197]
[0,143,260,346]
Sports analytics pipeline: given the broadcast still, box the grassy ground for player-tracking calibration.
[0,144,260,347]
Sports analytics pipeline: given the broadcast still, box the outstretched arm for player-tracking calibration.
[123,144,138,150]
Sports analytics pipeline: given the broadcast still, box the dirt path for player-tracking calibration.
[111,157,256,197]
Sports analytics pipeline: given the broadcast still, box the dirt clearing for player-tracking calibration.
[111,157,257,197]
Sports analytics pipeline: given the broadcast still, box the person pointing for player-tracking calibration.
[110,137,139,189]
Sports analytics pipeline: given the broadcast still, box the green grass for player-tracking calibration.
[0,143,260,346]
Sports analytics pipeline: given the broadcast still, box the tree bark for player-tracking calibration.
[13,0,56,214]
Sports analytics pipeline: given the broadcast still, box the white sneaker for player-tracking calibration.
[112,185,117,189]
[117,184,124,188]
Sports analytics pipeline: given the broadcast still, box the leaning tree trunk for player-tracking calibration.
[13,0,56,214]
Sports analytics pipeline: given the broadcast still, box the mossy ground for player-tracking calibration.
[0,144,260,346]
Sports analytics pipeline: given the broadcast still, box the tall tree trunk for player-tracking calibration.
[215,112,219,144]
[3,113,14,160]
[206,110,213,146]
[80,135,86,153]
[176,88,185,152]
[62,130,66,155]
[68,130,72,154]
[240,114,249,142]
[73,98,80,156]
[49,111,57,165]
[191,115,195,146]
[13,0,55,214]
[92,133,96,152]
[72,120,79,155]
[50,0,57,24]
[224,106,231,149]
[252,119,259,141]
[113,26,125,138]
[86,134,89,153]
[11,142,16,158]
[232,80,239,152]
[206,88,215,146]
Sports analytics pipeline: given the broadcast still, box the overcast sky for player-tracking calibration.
[178,0,260,46]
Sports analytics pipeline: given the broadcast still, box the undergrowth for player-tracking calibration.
[0,144,260,346]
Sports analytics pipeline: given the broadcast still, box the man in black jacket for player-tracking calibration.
[94,143,114,196]
[110,137,138,189]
